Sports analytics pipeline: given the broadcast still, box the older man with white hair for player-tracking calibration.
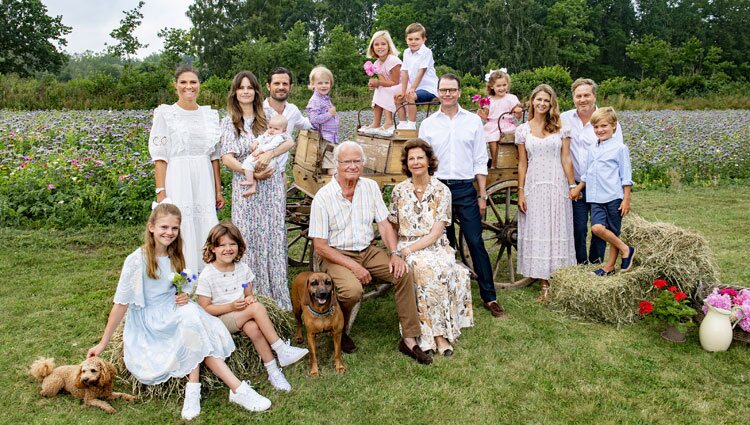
[309,141,431,365]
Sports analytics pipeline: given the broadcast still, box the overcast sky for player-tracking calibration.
[42,0,193,58]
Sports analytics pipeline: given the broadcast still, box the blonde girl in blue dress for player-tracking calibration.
[87,204,271,420]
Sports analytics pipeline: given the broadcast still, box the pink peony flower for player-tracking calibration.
[471,94,482,102]
[703,288,732,313]
[363,61,380,77]
[734,289,750,306]
[738,303,750,332]
[719,287,738,298]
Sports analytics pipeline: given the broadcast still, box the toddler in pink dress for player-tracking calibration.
[478,69,520,168]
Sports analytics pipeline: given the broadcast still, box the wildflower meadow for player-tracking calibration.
[1,109,748,228]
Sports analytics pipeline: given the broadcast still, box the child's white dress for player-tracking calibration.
[114,249,235,385]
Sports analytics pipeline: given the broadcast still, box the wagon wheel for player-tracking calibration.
[458,180,534,289]
[286,184,313,267]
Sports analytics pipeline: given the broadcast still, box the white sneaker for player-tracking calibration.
[375,126,395,137]
[274,340,309,367]
[181,382,201,420]
[228,381,271,412]
[267,367,292,392]
[396,121,408,130]
[404,121,417,130]
[359,126,376,134]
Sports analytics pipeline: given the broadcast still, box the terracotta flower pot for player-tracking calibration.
[660,325,686,343]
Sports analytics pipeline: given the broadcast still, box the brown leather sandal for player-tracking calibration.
[537,281,550,303]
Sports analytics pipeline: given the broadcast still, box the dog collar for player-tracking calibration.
[307,304,336,318]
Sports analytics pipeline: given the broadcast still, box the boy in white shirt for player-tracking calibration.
[395,23,439,130]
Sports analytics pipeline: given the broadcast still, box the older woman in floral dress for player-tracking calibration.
[219,70,294,310]
[389,138,474,356]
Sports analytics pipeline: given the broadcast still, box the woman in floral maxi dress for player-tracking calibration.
[389,139,473,356]
[220,71,292,310]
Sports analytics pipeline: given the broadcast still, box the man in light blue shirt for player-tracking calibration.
[561,79,623,264]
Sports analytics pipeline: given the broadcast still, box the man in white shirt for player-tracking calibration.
[561,79,623,265]
[418,74,505,318]
[257,67,313,174]
[309,141,431,365]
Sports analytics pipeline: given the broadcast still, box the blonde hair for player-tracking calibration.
[528,84,562,135]
[268,113,288,130]
[143,203,185,280]
[308,65,335,90]
[405,23,426,39]
[367,30,400,59]
[590,106,618,127]
[486,70,511,96]
[202,222,246,264]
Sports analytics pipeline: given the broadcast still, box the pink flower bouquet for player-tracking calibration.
[704,287,750,332]
[363,61,381,77]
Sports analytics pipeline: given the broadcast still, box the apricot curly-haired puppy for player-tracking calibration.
[29,356,136,414]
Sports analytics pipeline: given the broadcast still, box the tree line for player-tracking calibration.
[1,0,749,109]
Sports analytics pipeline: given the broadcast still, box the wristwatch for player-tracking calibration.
[391,251,403,258]
[155,187,166,194]
[478,194,488,200]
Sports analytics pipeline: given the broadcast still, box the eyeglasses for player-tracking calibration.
[337,159,364,166]
[438,88,459,94]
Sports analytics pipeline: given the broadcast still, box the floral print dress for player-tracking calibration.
[219,116,291,310]
[389,177,474,352]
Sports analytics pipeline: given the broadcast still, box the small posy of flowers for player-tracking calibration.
[703,287,750,332]
[363,61,381,77]
[639,278,696,334]
[169,269,198,297]
[471,94,491,108]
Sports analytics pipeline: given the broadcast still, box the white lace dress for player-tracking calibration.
[514,123,576,279]
[148,104,220,272]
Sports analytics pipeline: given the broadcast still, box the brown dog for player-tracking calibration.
[291,271,346,376]
[29,356,136,413]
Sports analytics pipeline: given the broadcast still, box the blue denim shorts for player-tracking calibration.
[590,199,622,236]
[415,89,436,103]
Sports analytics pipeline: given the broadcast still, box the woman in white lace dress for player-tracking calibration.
[515,84,576,302]
[148,65,223,272]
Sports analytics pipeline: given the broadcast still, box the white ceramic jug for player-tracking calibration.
[699,303,743,352]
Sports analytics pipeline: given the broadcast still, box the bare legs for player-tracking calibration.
[591,224,630,273]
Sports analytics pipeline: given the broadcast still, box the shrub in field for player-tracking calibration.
[512,65,573,100]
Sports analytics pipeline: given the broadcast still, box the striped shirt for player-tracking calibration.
[308,177,389,251]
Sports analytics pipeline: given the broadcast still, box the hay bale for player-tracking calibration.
[548,213,720,325]
[549,266,659,325]
[620,214,720,287]
[104,295,295,399]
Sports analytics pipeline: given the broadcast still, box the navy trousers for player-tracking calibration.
[441,179,497,303]
[572,185,606,264]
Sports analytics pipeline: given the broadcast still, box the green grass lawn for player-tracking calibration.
[1,184,749,424]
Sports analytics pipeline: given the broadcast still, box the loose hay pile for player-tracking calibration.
[548,213,720,325]
[104,296,295,400]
